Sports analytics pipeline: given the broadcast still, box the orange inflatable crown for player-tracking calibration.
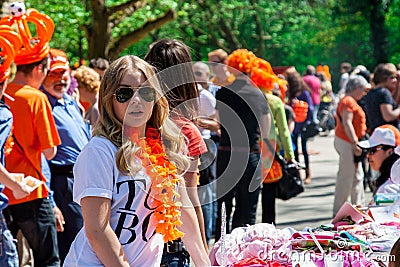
[0,25,22,83]
[0,2,54,65]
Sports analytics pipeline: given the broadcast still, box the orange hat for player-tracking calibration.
[0,3,54,65]
[227,49,257,74]
[252,58,275,75]
[0,25,22,83]
[49,49,69,72]
[250,68,277,92]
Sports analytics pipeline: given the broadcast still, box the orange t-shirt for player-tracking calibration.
[4,83,61,205]
[335,95,366,143]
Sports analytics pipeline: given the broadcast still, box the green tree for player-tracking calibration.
[21,0,176,62]
[334,0,390,64]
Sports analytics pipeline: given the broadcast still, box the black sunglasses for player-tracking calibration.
[114,86,156,103]
[368,146,383,155]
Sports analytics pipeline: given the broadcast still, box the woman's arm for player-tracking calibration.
[178,178,211,267]
[183,158,208,251]
[380,103,400,122]
[275,102,295,160]
[81,196,130,267]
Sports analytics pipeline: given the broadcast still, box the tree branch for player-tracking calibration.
[107,0,146,16]
[250,0,264,56]
[107,9,176,59]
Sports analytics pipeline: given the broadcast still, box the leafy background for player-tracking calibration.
[2,0,400,90]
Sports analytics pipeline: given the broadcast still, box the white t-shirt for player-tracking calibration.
[64,136,163,267]
[198,86,216,139]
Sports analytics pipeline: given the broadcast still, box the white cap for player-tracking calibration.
[395,145,400,156]
[358,127,396,149]
[389,145,400,184]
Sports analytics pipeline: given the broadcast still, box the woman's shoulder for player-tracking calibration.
[83,136,118,155]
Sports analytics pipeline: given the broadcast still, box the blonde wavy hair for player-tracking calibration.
[73,65,100,93]
[93,55,189,174]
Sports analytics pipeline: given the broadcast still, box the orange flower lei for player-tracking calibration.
[136,128,184,242]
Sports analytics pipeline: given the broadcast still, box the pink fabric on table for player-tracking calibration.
[210,224,292,266]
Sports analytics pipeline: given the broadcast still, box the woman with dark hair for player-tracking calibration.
[364,63,400,133]
[358,125,400,195]
[286,69,314,184]
[144,39,208,266]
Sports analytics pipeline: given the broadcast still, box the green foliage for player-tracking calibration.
[26,0,88,66]
[14,0,400,86]
[386,0,400,65]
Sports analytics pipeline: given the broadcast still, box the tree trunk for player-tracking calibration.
[369,0,388,64]
[87,0,111,59]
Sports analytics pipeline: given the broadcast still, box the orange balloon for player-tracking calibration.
[0,8,54,65]
[0,25,22,82]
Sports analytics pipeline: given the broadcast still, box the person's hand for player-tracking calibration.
[11,182,31,199]
[53,206,65,232]
[353,144,362,157]
[287,158,304,169]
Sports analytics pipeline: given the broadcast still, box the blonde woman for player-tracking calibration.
[64,55,210,266]
[73,65,101,125]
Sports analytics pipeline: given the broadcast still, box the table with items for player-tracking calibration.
[209,197,400,267]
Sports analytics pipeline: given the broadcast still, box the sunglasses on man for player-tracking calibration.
[209,59,224,66]
[114,86,156,103]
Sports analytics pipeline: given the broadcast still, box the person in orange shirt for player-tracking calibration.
[333,75,369,216]
[1,4,62,266]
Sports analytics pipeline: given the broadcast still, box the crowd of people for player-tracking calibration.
[0,3,399,267]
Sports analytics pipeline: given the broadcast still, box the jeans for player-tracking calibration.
[50,172,83,263]
[6,198,60,267]
[199,182,215,244]
[198,138,217,244]
[292,132,309,169]
[215,151,262,242]
[0,212,18,267]
[261,182,278,224]
[160,252,190,267]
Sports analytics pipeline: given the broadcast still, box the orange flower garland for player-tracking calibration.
[136,128,184,242]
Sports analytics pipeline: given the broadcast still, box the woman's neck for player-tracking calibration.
[123,126,145,141]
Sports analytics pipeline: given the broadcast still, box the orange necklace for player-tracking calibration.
[136,128,184,242]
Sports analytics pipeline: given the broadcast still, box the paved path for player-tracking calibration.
[262,131,373,230]
[201,132,373,265]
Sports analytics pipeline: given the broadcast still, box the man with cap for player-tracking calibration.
[358,125,400,195]
[1,5,62,266]
[41,49,91,263]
